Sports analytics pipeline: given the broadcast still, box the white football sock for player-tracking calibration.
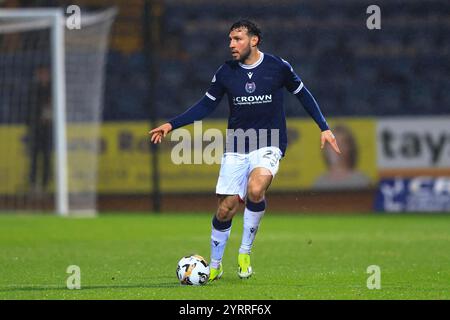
[210,224,231,269]
[239,201,265,254]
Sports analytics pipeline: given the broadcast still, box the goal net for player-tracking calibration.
[0,7,117,216]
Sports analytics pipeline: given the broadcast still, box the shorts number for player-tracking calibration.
[262,150,281,167]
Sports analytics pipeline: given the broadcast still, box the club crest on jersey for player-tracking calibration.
[245,82,256,93]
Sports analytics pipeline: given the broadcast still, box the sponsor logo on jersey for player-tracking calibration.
[232,94,272,106]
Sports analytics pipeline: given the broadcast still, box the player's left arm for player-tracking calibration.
[296,87,340,154]
[282,59,341,154]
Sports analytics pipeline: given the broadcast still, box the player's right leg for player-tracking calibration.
[209,152,248,282]
[209,195,240,282]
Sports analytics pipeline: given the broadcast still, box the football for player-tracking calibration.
[176,254,210,285]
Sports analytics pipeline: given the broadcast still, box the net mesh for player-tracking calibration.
[0,8,116,214]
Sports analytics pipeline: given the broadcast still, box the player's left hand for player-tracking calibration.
[321,129,341,154]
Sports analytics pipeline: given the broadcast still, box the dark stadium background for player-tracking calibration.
[1,0,448,213]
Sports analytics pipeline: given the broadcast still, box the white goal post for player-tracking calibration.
[0,7,117,216]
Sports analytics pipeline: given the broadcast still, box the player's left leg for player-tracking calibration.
[238,146,282,279]
[238,167,272,278]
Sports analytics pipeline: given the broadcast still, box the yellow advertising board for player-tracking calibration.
[0,125,29,194]
[279,118,377,191]
[0,118,377,194]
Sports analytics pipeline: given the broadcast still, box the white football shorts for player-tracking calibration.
[215,146,283,200]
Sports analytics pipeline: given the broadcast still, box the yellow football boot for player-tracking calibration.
[208,263,223,282]
[238,253,253,279]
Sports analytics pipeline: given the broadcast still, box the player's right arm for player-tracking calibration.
[149,66,226,144]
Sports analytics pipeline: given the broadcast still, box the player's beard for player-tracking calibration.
[234,44,251,63]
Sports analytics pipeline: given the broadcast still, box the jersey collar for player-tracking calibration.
[239,52,264,69]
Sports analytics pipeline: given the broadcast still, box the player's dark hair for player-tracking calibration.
[229,19,262,45]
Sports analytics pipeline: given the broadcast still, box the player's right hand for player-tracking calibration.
[149,123,172,144]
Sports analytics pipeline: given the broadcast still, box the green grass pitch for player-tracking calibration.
[0,213,449,300]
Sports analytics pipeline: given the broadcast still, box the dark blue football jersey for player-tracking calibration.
[168,52,328,156]
[205,53,304,155]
